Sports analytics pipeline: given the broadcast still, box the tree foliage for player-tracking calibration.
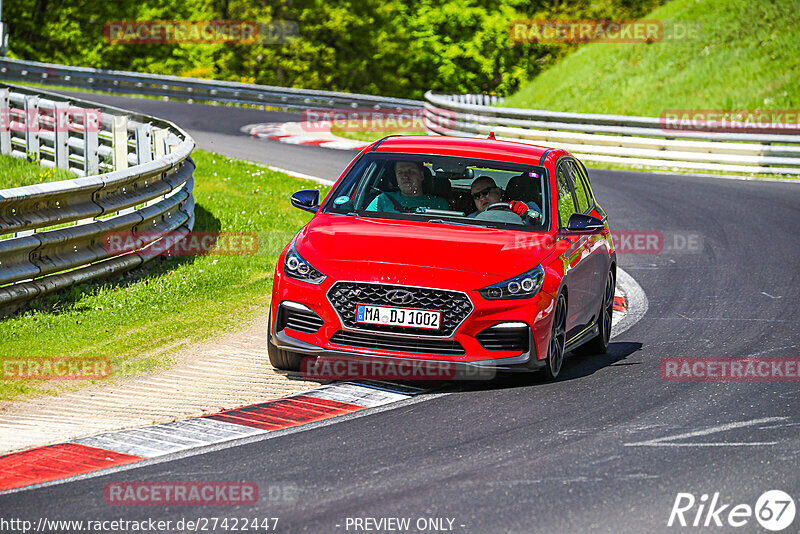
[4,0,660,98]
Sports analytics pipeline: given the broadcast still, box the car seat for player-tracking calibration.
[423,167,453,205]
[504,174,541,204]
[362,162,400,208]
[451,190,476,215]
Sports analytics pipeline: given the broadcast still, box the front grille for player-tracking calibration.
[277,305,324,334]
[330,331,466,356]
[327,282,473,337]
[476,324,530,352]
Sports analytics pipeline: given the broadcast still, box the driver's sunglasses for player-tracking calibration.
[471,186,496,200]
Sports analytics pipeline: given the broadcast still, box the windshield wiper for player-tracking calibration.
[426,218,474,227]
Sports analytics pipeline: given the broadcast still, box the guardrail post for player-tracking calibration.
[0,87,10,155]
[53,101,69,169]
[165,135,181,154]
[24,95,40,161]
[83,108,99,175]
[135,123,153,164]
[112,115,128,171]
[153,127,168,159]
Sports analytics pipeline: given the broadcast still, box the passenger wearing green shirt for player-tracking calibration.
[366,161,449,213]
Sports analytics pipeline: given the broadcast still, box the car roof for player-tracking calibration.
[370,135,553,166]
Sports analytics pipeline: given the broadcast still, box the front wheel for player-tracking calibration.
[543,294,567,380]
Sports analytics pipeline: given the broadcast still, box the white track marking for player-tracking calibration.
[624,416,789,447]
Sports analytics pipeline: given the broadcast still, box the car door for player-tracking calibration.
[564,158,610,327]
[555,159,594,338]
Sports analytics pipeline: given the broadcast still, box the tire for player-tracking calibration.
[573,269,615,357]
[267,340,303,371]
[543,293,567,380]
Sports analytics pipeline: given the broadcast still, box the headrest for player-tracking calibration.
[505,174,538,202]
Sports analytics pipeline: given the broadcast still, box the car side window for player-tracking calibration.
[556,161,577,228]
[566,160,592,214]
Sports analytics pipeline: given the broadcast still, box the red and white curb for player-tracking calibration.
[610,267,648,337]
[0,382,420,494]
[0,269,643,495]
[242,121,370,151]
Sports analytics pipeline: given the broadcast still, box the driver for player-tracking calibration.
[366,161,448,213]
[468,176,528,217]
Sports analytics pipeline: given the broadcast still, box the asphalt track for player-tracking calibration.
[3,93,800,533]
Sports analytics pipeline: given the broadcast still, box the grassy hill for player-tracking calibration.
[503,0,800,115]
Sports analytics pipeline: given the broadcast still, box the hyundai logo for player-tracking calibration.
[385,289,415,305]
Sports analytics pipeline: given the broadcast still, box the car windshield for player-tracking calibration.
[323,153,550,231]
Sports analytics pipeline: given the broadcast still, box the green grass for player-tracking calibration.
[0,150,329,400]
[330,118,426,143]
[0,154,77,190]
[504,0,800,115]
[583,160,799,181]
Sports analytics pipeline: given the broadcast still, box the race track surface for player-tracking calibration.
[5,92,800,533]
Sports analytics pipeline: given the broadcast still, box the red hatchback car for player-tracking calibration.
[268,136,616,380]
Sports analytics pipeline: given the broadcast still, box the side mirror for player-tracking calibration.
[291,189,320,213]
[565,213,604,234]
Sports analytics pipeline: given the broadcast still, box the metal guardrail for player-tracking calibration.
[4,58,798,175]
[0,57,423,111]
[424,93,800,175]
[0,83,195,310]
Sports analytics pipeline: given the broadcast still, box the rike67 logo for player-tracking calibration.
[668,490,796,531]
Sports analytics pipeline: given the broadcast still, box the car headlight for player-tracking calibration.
[479,265,545,300]
[284,244,326,284]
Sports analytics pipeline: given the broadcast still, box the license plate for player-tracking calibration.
[355,304,441,330]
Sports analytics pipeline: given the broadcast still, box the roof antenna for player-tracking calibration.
[488,132,496,140]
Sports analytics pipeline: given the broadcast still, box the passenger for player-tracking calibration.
[366,161,448,213]
[468,176,529,217]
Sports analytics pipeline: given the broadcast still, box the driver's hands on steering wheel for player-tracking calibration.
[509,200,529,216]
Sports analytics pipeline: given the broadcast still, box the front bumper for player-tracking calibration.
[271,327,544,375]
[269,271,555,374]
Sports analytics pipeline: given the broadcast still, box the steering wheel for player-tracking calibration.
[485,202,513,212]
[486,201,543,223]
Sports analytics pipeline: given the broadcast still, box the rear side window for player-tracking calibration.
[556,162,576,227]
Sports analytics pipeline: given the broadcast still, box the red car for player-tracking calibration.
[268,136,616,380]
